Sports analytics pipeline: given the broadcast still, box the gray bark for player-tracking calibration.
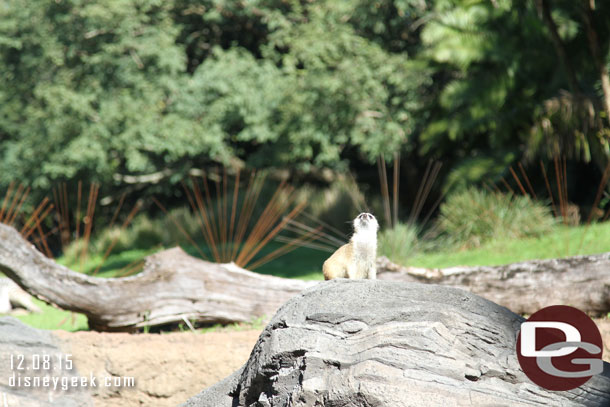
[376,254,610,315]
[184,280,610,407]
[0,223,315,331]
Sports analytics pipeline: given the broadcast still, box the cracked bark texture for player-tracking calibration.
[184,280,610,407]
[376,254,610,316]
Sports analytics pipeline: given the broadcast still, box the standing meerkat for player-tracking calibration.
[323,212,378,280]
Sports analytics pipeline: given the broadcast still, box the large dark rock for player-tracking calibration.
[0,317,93,407]
[184,280,610,407]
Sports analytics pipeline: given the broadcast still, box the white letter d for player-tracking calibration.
[521,321,580,357]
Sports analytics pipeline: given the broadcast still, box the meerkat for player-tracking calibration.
[323,212,378,280]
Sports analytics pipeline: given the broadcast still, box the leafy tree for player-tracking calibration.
[0,0,195,190]
[419,0,610,173]
[2,0,610,215]
[0,0,433,193]
[174,0,432,169]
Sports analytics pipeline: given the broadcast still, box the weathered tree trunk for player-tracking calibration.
[376,254,610,315]
[183,280,610,407]
[0,224,315,331]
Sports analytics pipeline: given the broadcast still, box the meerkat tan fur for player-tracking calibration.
[323,212,378,280]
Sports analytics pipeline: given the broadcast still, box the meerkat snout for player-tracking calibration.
[354,212,378,231]
[322,213,378,280]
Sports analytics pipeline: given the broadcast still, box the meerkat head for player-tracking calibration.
[353,212,379,235]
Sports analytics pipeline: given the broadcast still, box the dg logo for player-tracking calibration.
[516,305,604,391]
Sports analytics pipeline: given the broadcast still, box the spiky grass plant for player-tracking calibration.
[0,182,60,257]
[375,153,446,265]
[0,182,30,228]
[500,156,610,254]
[37,182,142,275]
[154,169,326,270]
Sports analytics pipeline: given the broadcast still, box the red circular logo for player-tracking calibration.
[516,305,603,391]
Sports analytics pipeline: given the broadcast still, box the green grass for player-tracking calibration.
[199,316,267,333]
[409,222,610,268]
[12,298,88,332]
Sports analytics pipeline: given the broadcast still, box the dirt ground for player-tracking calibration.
[52,319,610,407]
[53,329,262,407]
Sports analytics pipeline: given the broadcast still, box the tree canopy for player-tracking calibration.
[1,0,609,199]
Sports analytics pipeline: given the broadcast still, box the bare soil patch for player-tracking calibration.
[53,329,261,407]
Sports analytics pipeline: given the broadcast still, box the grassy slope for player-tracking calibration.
[409,222,610,268]
[9,222,610,331]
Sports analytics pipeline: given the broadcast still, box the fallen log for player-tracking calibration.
[2,219,610,331]
[0,224,315,331]
[376,254,610,315]
[183,280,610,407]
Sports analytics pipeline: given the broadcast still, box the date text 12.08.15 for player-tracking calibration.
[10,354,73,372]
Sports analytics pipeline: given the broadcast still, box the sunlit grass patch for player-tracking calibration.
[409,222,610,269]
[13,298,88,332]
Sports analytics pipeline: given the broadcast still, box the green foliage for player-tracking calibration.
[1,0,610,219]
[156,207,202,246]
[0,0,190,189]
[93,227,134,254]
[260,0,431,165]
[417,0,610,190]
[420,0,555,159]
[437,188,555,248]
[0,0,432,195]
[378,222,419,266]
[87,208,195,258]
[444,152,515,192]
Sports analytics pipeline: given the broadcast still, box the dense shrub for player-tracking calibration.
[88,207,196,257]
[93,226,134,254]
[437,188,555,248]
[378,222,419,266]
